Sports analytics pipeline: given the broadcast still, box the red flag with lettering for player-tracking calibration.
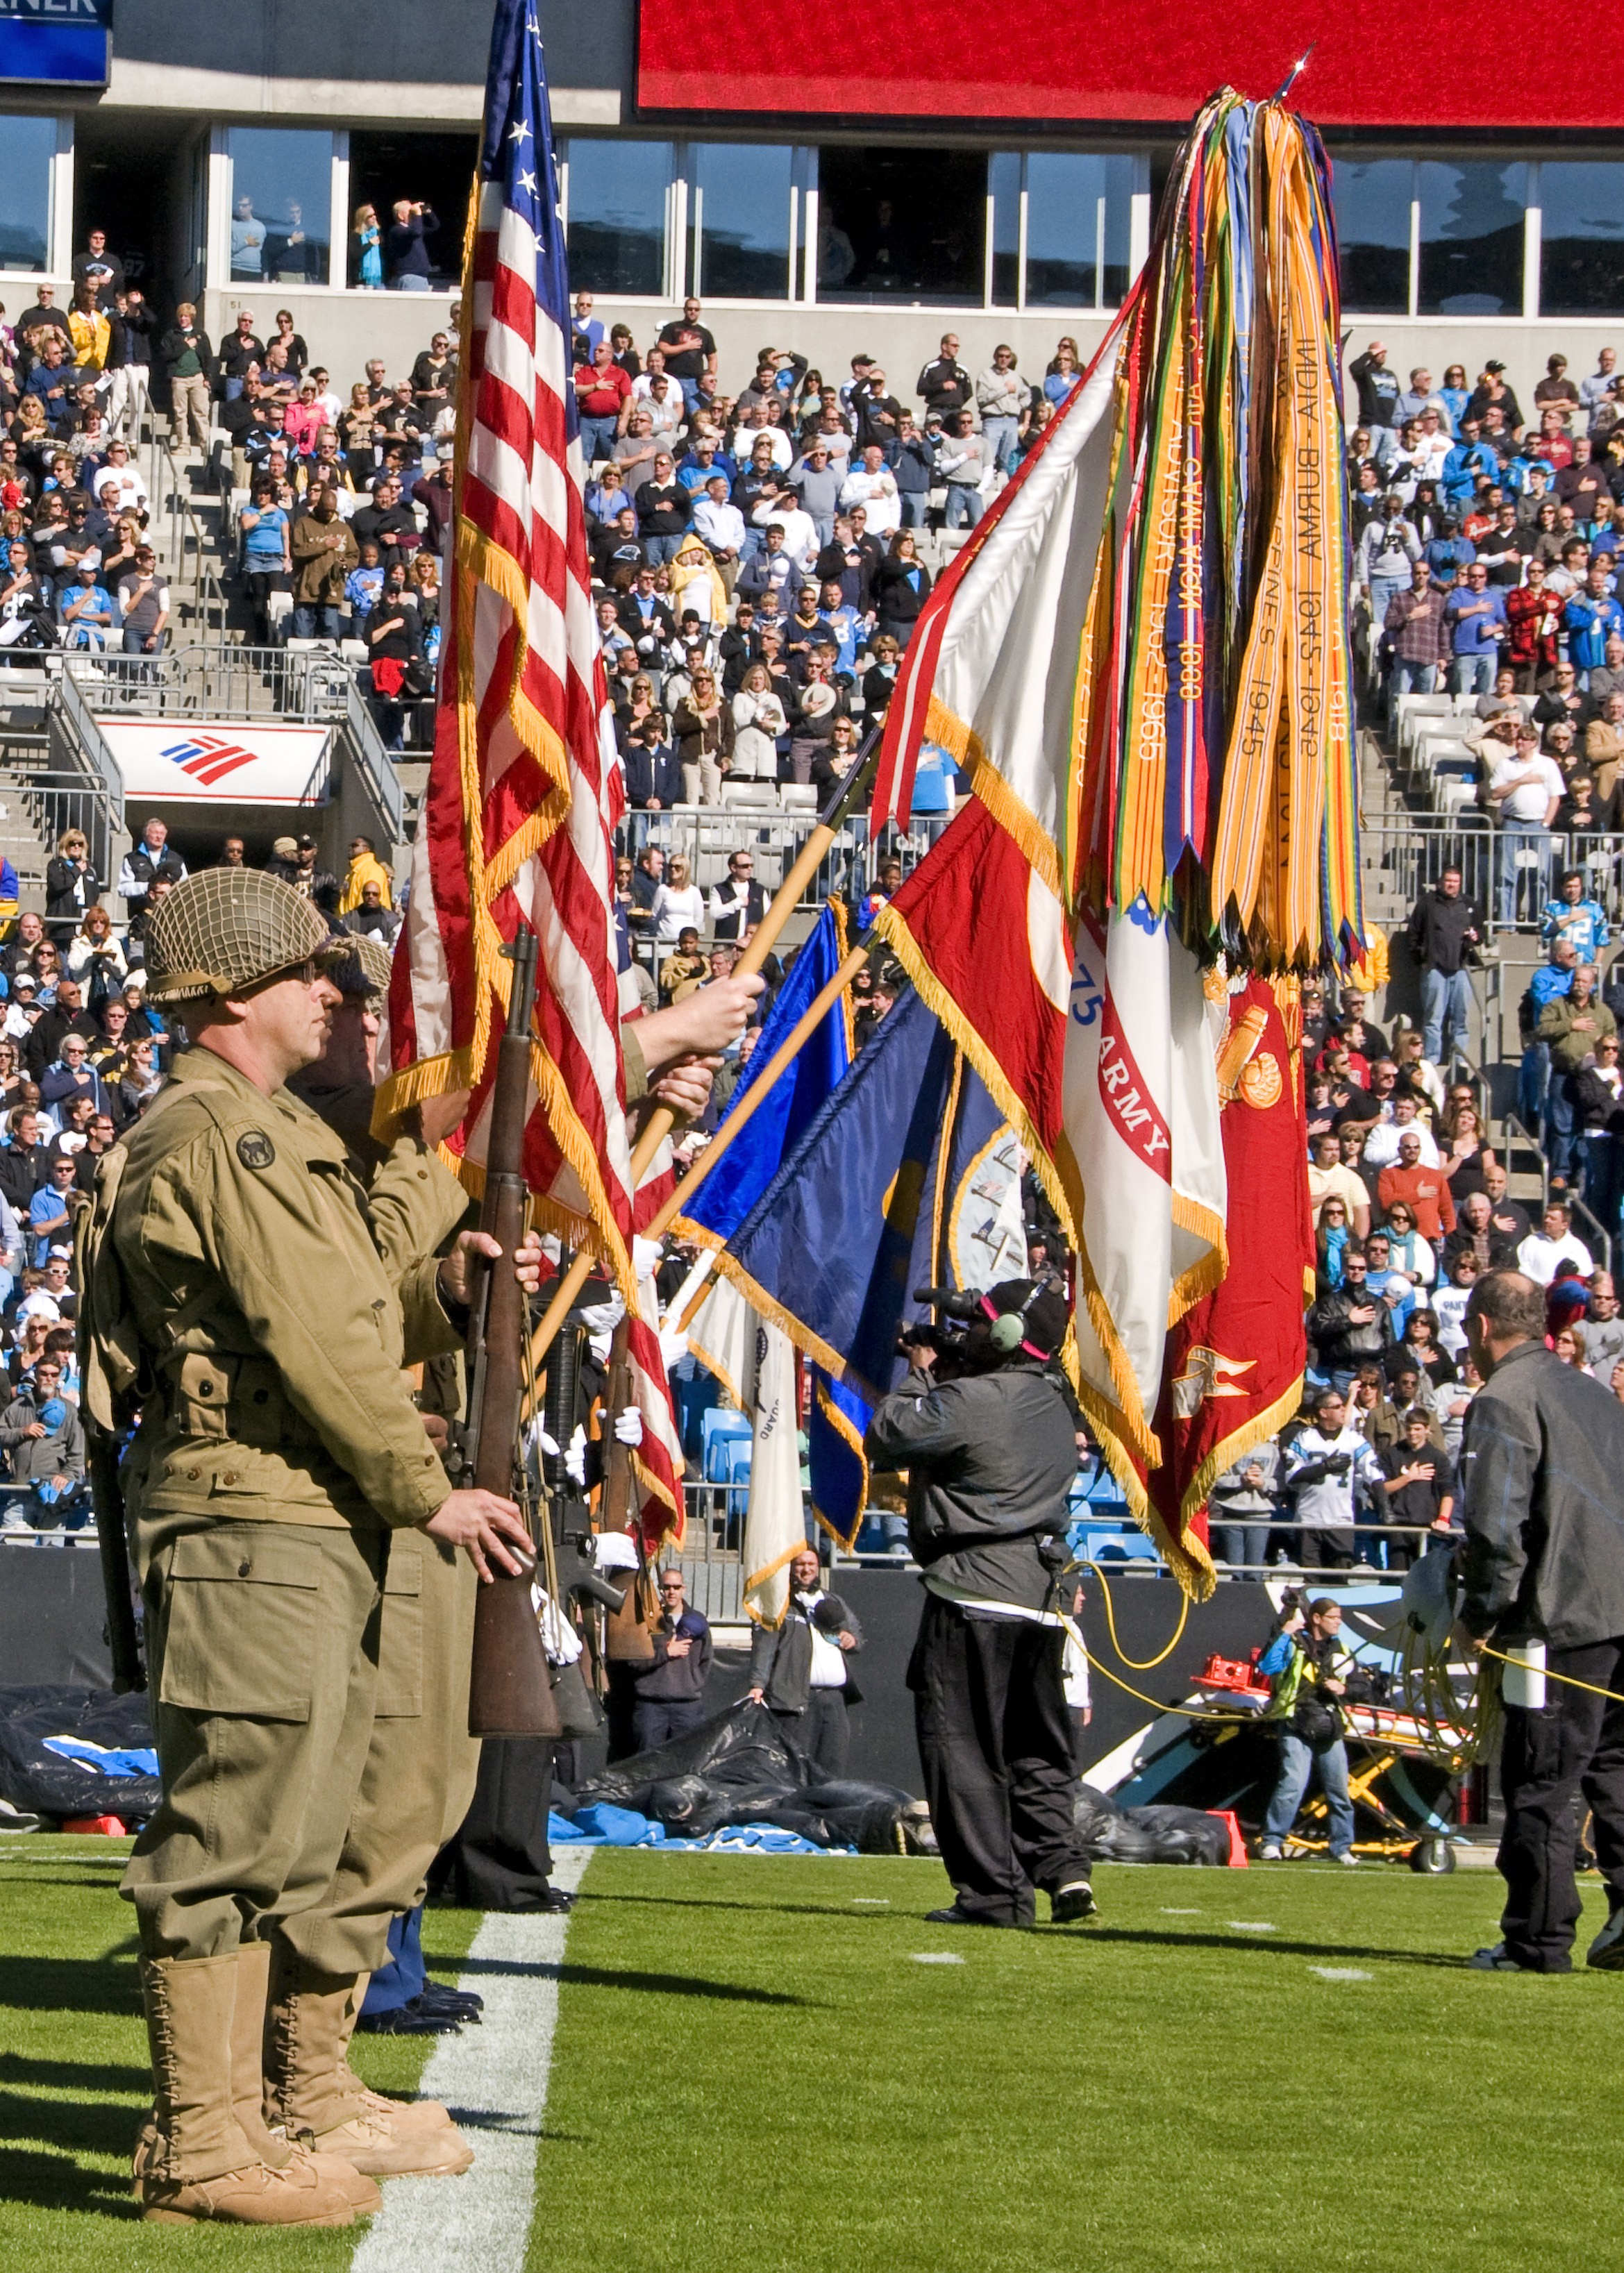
[1147,974,1314,1550]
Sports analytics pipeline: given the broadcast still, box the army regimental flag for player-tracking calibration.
[1146,972,1314,1557]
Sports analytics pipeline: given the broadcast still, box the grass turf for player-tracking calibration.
[0,1834,478,2268]
[537,1850,1624,2273]
[1,1839,1621,2270]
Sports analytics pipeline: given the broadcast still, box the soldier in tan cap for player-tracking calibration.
[76,869,538,2224]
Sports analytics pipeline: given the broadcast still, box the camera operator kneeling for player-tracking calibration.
[864,1280,1096,1929]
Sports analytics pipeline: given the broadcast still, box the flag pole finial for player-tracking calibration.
[1273,45,1314,99]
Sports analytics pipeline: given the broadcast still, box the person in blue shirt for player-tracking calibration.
[238,478,290,642]
[344,538,383,626]
[1505,445,1554,498]
[1442,560,1508,694]
[818,576,863,676]
[27,1153,76,1266]
[1541,869,1609,965]
[1437,366,1471,433]
[1563,568,1624,678]
[1441,419,1500,508]
[56,559,117,649]
[1361,1229,1416,1341]
[22,339,73,427]
[1423,520,1475,590]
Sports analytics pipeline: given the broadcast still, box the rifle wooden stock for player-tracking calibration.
[467,929,562,1739]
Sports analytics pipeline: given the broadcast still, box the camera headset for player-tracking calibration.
[909,1276,1068,1377]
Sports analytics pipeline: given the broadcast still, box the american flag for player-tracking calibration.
[376,0,683,1541]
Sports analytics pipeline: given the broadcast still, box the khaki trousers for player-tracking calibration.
[124,1516,478,1977]
[169,373,211,451]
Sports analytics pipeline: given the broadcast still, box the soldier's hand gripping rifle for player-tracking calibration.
[463,928,562,1739]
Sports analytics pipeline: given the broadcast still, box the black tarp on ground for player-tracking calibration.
[572,1701,931,1852]
[0,1684,158,1821]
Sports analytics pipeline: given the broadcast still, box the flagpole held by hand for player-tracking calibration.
[528,739,881,1370]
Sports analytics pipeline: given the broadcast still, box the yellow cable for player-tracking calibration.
[1058,1611,1237,1722]
[1082,1559,1190,1669]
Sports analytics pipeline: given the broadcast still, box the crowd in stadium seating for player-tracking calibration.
[1349,342,1624,887]
[189,291,1085,776]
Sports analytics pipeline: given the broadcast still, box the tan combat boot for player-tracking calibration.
[265,1949,474,2178]
[135,1953,359,2225]
[233,1940,381,2219]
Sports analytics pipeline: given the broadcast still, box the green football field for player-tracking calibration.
[1,1835,1620,2273]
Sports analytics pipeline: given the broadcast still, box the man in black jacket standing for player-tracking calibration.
[1406,866,1483,1070]
[866,1281,1095,1929]
[1458,1269,1624,1972]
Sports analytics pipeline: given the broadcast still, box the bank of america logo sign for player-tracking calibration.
[161,733,256,787]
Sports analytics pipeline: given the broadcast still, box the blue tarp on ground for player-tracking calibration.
[549,1805,852,1855]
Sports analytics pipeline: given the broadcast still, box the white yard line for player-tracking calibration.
[351,1845,592,2273]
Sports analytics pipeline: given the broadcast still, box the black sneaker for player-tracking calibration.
[1050,1881,1098,1924]
[1468,1942,1571,1973]
[923,1904,1021,1928]
[1587,1904,1624,1970]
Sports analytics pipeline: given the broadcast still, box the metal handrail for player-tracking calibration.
[340,675,404,841]
[138,383,225,637]
[64,644,349,724]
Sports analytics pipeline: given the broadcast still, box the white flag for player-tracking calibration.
[742,1318,805,1631]
[1062,905,1225,1470]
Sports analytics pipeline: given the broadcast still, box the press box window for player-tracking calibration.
[688,143,792,300]
[1333,157,1412,315]
[816,146,985,305]
[563,137,673,296]
[0,115,56,274]
[1540,161,1624,316]
[228,127,332,287]
[1417,160,1528,317]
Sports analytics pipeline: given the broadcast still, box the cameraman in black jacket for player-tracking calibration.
[1459,1268,1624,1972]
[865,1280,1096,1929]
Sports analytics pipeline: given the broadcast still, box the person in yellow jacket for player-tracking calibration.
[336,834,394,915]
[67,283,110,373]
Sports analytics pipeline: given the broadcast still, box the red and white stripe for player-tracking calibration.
[379,174,683,1538]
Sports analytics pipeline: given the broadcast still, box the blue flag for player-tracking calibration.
[716,988,958,1405]
[713,987,1034,1545]
[674,901,853,1249]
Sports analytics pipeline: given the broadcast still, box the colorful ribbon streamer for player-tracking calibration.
[1068,90,1362,972]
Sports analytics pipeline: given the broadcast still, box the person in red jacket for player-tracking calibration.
[1505,557,1564,691]
[1378,1130,1457,1243]
[573,339,632,466]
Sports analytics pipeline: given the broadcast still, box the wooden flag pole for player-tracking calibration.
[527,743,879,1368]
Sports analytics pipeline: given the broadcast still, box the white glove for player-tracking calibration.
[564,1423,587,1486]
[530,1424,560,1460]
[593,1529,642,1573]
[613,1407,644,1448]
[579,1292,626,1336]
[658,1326,689,1370]
[633,1235,662,1285]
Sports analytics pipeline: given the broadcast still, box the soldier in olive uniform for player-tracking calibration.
[78,871,537,2226]
[289,932,487,2031]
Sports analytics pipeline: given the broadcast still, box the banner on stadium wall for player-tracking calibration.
[94,719,331,805]
[636,0,1623,126]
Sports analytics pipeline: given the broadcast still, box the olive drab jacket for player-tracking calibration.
[76,1047,467,1534]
